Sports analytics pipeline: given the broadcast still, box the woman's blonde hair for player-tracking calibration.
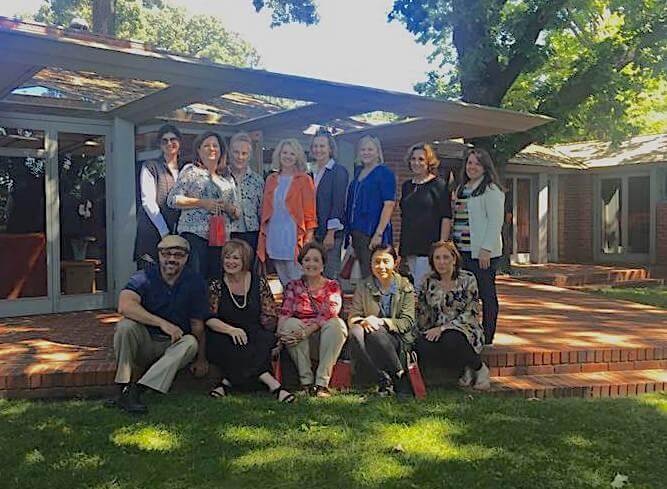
[272,138,308,173]
[405,142,440,175]
[356,135,384,165]
[230,131,253,150]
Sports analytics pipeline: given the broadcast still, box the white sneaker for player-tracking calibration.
[473,363,491,391]
[458,367,474,387]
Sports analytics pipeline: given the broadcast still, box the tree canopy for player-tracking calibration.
[32,0,261,67]
[252,0,667,163]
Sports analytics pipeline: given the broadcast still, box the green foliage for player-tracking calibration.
[593,285,667,309]
[33,0,260,67]
[1,391,666,488]
[252,0,319,27]
[389,0,667,156]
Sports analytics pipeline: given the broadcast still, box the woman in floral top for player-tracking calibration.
[416,240,490,390]
[277,241,347,397]
[168,131,239,279]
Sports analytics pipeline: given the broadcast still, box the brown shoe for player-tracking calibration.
[313,385,332,398]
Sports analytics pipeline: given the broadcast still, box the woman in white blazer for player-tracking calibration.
[450,148,505,344]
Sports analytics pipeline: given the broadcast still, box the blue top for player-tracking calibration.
[124,267,209,338]
[345,164,396,244]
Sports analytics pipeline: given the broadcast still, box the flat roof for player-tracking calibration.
[0,17,552,140]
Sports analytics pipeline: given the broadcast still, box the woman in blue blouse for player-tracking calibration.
[345,135,397,278]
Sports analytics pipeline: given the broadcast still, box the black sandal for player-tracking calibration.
[209,383,227,398]
[271,385,295,403]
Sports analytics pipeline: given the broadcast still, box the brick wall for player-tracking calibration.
[655,201,667,266]
[558,173,594,262]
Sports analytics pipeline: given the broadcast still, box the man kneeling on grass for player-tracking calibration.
[112,235,209,413]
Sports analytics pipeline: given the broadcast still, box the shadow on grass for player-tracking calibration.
[1,391,666,489]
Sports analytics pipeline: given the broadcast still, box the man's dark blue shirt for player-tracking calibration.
[124,266,208,338]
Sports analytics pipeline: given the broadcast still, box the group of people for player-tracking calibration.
[113,124,505,413]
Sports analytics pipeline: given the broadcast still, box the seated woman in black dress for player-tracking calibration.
[206,239,295,402]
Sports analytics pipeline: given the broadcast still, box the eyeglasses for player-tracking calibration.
[161,137,180,145]
[159,250,188,259]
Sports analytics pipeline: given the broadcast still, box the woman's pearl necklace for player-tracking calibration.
[225,273,248,309]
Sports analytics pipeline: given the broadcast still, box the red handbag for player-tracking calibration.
[329,360,352,390]
[407,351,427,400]
[208,213,226,246]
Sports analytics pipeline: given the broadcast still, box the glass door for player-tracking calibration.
[505,176,534,263]
[598,174,651,260]
[0,118,112,318]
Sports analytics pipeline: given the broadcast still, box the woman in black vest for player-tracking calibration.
[134,124,183,268]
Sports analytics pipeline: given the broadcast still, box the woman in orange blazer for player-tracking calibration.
[258,138,317,286]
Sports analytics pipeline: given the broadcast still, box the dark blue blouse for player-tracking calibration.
[345,164,396,243]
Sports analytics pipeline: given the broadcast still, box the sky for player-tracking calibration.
[0,0,438,94]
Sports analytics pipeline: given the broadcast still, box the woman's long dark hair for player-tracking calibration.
[457,147,504,198]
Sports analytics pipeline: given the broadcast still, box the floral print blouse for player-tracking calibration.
[228,169,264,233]
[167,163,237,240]
[280,278,342,326]
[416,270,484,353]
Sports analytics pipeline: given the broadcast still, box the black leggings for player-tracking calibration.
[417,329,482,372]
[349,325,402,382]
[206,328,275,386]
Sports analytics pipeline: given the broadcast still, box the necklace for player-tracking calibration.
[224,273,248,309]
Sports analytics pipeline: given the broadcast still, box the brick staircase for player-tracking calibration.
[512,264,663,288]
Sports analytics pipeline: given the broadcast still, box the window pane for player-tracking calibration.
[0,155,48,299]
[58,133,107,295]
[600,178,622,254]
[627,176,650,254]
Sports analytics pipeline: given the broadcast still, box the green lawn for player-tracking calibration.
[1,391,666,489]
[591,286,667,309]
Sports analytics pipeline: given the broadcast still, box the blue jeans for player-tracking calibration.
[461,252,500,345]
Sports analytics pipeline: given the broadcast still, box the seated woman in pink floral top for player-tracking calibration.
[277,241,348,397]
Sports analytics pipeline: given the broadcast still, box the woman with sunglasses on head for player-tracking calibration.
[345,135,396,278]
[399,143,452,291]
[134,124,184,268]
[449,147,505,345]
[416,240,489,390]
[168,131,239,279]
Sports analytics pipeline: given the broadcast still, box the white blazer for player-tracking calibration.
[456,182,505,259]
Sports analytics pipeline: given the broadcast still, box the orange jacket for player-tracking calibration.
[257,172,317,262]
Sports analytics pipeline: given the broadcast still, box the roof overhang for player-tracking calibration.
[0,17,554,140]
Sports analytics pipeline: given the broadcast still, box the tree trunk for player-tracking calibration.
[92,0,116,35]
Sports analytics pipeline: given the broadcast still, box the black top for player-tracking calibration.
[399,177,452,257]
[213,273,262,333]
[124,267,208,338]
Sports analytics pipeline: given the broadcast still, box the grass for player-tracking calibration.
[1,390,666,489]
[591,286,667,309]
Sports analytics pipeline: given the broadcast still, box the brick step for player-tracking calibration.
[481,346,666,376]
[516,268,651,287]
[571,278,664,290]
[490,369,667,398]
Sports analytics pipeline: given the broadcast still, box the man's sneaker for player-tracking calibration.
[378,374,394,397]
[472,363,491,391]
[117,383,147,413]
[458,367,474,387]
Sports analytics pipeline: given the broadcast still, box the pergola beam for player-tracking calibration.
[0,62,43,99]
[0,24,553,134]
[233,102,378,132]
[108,85,227,123]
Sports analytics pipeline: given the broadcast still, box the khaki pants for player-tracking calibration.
[277,317,347,387]
[113,319,198,393]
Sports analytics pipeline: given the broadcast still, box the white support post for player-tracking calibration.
[536,173,549,264]
[110,117,136,300]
